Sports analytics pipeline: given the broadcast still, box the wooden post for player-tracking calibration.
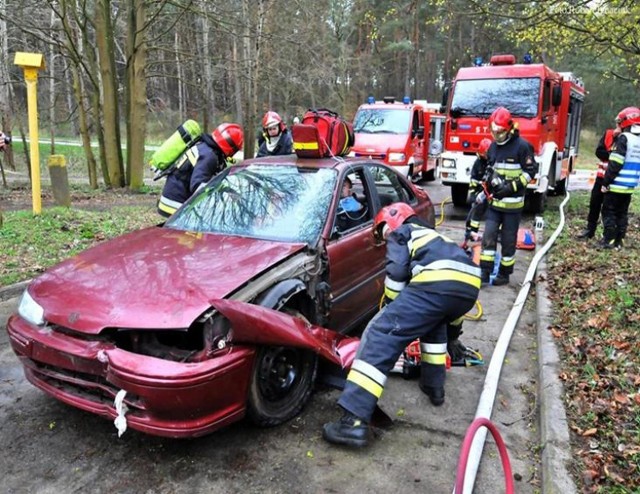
[48,155,71,207]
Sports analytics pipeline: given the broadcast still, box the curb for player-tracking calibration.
[536,236,578,494]
[0,280,30,302]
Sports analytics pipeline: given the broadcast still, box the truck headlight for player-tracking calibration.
[440,158,456,169]
[388,153,406,163]
[18,289,45,326]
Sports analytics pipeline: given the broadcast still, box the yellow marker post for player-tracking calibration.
[14,52,46,215]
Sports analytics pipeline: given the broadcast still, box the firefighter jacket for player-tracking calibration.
[469,156,490,193]
[158,133,226,217]
[256,130,293,157]
[604,132,640,194]
[595,128,616,179]
[486,136,537,212]
[383,222,481,302]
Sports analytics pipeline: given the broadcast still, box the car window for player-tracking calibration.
[165,165,337,244]
[368,165,415,209]
[333,169,373,235]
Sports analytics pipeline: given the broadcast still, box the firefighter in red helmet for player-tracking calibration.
[323,203,481,447]
[256,111,293,157]
[479,107,537,286]
[465,137,493,241]
[158,123,244,217]
[599,106,640,249]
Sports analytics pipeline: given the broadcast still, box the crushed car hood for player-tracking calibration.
[28,227,306,333]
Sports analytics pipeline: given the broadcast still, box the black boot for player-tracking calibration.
[419,383,445,406]
[493,273,510,286]
[481,269,491,285]
[323,411,370,447]
[577,227,595,239]
[599,238,616,250]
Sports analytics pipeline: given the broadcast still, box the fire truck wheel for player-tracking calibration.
[451,184,469,207]
[526,190,547,214]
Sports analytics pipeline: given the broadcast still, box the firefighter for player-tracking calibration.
[322,203,481,448]
[157,123,244,218]
[577,121,621,239]
[256,111,293,157]
[479,107,537,286]
[599,106,640,249]
[465,137,493,241]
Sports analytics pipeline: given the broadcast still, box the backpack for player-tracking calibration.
[291,108,355,158]
[149,119,202,175]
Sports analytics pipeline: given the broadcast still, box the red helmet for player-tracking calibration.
[373,203,416,239]
[615,107,640,130]
[212,123,244,157]
[477,138,492,159]
[262,111,285,134]
[489,107,513,144]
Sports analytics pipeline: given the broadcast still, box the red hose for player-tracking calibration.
[454,417,514,494]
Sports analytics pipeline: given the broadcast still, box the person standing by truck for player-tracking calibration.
[479,107,537,286]
[599,106,640,250]
[577,120,621,239]
[465,138,493,242]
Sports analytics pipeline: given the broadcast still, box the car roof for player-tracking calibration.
[240,154,380,172]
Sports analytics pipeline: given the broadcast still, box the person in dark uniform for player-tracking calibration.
[600,106,640,249]
[322,203,481,447]
[577,121,621,239]
[256,111,293,157]
[479,107,537,286]
[157,123,244,218]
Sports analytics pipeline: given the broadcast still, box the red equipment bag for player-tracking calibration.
[291,108,355,158]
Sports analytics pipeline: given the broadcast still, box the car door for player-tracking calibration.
[325,167,386,333]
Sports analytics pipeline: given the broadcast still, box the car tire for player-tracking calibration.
[246,310,318,427]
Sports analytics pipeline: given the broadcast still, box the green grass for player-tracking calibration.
[0,206,158,287]
[543,190,640,493]
[577,128,601,170]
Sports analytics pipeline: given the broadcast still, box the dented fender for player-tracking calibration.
[210,299,359,369]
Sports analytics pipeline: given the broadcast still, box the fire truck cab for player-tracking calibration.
[349,96,436,181]
[438,54,585,212]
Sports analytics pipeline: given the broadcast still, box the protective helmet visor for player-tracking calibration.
[490,122,509,144]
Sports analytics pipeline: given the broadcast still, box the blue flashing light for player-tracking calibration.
[367,96,375,104]
[402,96,411,104]
[462,141,470,148]
[474,56,483,67]
[523,53,533,64]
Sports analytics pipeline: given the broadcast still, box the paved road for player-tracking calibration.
[0,179,552,494]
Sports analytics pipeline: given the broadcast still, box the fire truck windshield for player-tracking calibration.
[450,77,540,118]
[353,108,411,134]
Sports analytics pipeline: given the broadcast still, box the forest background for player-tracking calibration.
[0,0,638,190]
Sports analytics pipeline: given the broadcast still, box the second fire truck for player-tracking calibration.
[438,54,585,212]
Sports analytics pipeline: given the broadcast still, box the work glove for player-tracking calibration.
[601,184,610,194]
[475,191,486,204]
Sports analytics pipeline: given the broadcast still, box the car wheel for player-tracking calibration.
[246,311,318,427]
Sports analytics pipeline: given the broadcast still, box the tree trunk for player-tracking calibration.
[125,0,147,190]
[95,0,124,187]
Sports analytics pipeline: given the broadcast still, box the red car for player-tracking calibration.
[7,155,435,438]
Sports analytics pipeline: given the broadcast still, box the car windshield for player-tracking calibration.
[450,77,540,118]
[353,108,411,134]
[165,165,337,244]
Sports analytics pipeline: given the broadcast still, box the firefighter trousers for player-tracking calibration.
[337,284,477,422]
[585,177,605,232]
[480,207,521,276]
[601,191,632,243]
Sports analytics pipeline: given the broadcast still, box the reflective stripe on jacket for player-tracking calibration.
[607,132,640,193]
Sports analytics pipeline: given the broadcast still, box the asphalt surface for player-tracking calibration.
[0,176,588,493]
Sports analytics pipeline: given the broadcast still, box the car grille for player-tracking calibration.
[353,152,386,160]
[24,358,145,412]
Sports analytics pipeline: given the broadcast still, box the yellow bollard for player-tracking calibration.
[48,155,71,207]
[14,52,46,215]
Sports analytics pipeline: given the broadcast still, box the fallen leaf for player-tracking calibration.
[582,428,598,437]
[613,391,630,405]
[306,450,314,459]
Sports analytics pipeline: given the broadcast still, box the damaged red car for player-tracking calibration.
[6,155,435,438]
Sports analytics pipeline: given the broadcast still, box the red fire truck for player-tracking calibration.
[437,54,585,212]
[349,96,437,181]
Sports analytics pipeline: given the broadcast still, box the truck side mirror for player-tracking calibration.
[441,85,450,110]
[552,86,562,107]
